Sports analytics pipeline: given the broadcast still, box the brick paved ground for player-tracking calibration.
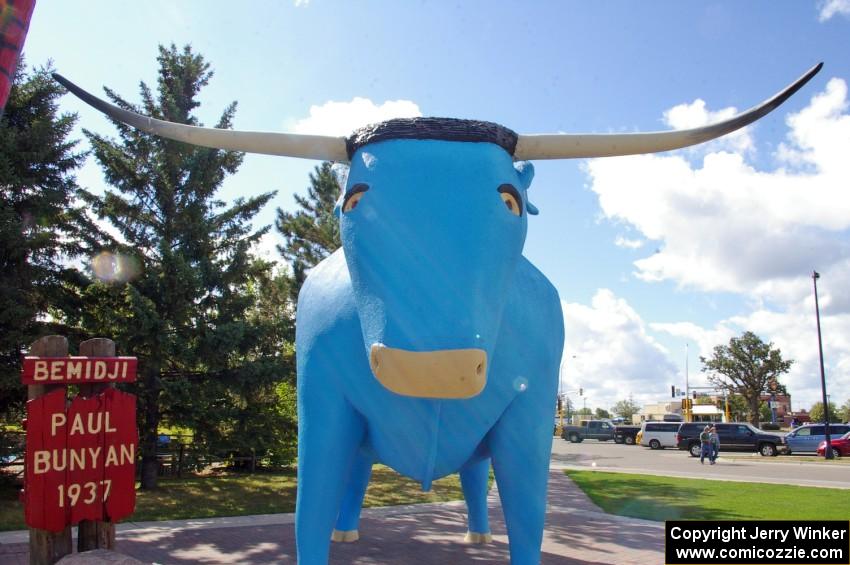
[0,470,664,564]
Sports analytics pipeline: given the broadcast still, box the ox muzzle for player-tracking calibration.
[369,344,487,399]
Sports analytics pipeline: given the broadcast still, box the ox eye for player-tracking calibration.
[498,184,523,217]
[343,183,369,213]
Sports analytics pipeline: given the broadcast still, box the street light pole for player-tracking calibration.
[685,343,690,423]
[812,270,834,459]
[558,359,564,430]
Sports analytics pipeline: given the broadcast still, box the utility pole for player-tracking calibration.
[685,343,691,423]
[558,358,565,430]
[812,271,834,459]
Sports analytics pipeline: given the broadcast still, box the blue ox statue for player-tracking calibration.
[55,62,820,564]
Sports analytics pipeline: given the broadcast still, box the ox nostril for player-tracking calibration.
[370,345,382,373]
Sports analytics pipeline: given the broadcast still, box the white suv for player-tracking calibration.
[639,421,680,450]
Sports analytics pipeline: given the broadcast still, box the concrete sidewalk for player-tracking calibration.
[0,470,664,564]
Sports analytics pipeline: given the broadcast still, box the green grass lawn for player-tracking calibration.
[565,470,850,521]
[0,465,466,532]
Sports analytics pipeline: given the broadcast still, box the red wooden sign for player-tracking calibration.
[21,357,137,385]
[25,388,137,531]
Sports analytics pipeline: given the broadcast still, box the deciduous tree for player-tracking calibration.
[725,394,748,422]
[701,332,792,426]
[840,399,850,423]
[809,401,841,424]
[611,397,640,421]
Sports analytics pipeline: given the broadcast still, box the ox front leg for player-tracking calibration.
[489,402,553,565]
[296,391,366,565]
[460,457,492,543]
[332,448,373,542]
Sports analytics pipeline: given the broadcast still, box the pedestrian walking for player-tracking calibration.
[709,425,720,464]
[699,425,712,464]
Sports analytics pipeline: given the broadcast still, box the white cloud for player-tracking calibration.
[777,78,850,176]
[561,290,679,412]
[584,78,850,413]
[252,231,285,263]
[654,307,850,412]
[649,320,735,366]
[586,78,850,299]
[664,99,754,154]
[614,236,645,249]
[290,97,422,137]
[818,0,850,21]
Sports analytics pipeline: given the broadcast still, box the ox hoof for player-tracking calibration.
[331,529,360,543]
[464,531,493,544]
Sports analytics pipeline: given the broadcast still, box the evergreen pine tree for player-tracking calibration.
[275,162,341,297]
[81,44,286,488]
[0,61,101,418]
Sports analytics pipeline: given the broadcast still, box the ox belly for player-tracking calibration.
[359,395,506,488]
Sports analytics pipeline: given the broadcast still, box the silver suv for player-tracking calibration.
[783,424,850,454]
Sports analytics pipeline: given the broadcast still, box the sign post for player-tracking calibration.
[77,338,121,552]
[22,336,137,564]
[25,336,72,565]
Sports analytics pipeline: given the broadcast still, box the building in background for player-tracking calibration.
[634,402,682,424]
[691,404,725,423]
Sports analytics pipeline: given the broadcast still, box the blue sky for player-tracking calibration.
[21,1,850,414]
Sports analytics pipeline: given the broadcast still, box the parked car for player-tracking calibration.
[783,423,850,454]
[639,421,680,450]
[614,425,641,445]
[817,431,850,458]
[677,422,782,457]
[561,420,615,443]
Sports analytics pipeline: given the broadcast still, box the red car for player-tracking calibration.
[817,431,850,457]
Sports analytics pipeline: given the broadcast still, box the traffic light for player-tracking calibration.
[579,388,583,396]
[671,385,676,398]
[693,391,697,400]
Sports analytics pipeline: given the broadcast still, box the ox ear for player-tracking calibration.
[513,160,539,215]
[514,160,535,189]
[331,163,350,218]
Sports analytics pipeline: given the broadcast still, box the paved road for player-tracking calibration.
[551,438,850,489]
[0,470,665,564]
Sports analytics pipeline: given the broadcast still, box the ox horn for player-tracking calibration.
[514,62,823,160]
[52,73,349,162]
